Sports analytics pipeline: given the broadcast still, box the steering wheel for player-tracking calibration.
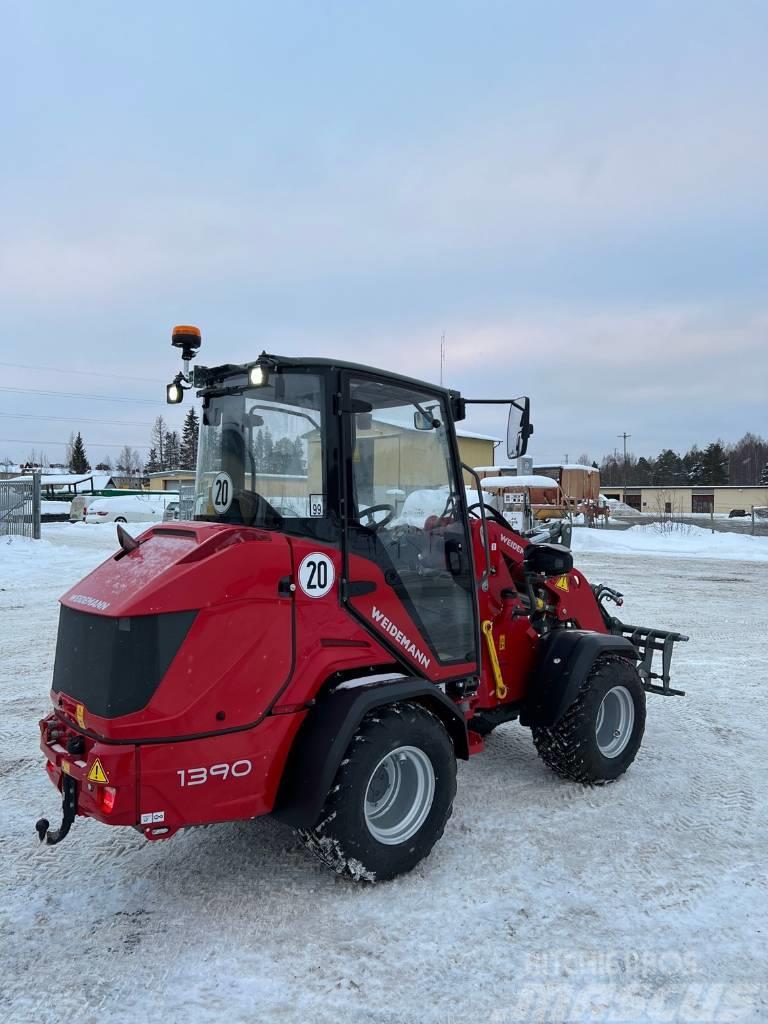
[467,502,510,528]
[358,503,396,530]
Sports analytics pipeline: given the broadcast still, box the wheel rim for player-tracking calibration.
[364,746,435,845]
[595,685,635,758]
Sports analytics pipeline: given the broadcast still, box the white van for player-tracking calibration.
[85,493,178,524]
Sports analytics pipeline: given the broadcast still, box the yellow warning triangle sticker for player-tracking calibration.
[87,758,109,784]
[554,575,570,592]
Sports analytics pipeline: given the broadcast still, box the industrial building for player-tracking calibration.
[602,484,768,515]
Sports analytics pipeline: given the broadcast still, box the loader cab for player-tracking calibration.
[192,354,526,678]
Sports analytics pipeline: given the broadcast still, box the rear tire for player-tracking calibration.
[115,516,127,523]
[298,701,456,882]
[531,656,646,784]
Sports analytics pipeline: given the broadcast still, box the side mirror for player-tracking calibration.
[507,397,533,458]
[414,405,440,430]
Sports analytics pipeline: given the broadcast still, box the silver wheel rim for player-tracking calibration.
[364,746,435,845]
[595,685,635,758]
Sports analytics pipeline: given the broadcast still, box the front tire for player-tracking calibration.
[531,656,646,784]
[299,701,456,881]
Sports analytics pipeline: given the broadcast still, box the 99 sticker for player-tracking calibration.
[298,552,335,598]
[308,493,325,517]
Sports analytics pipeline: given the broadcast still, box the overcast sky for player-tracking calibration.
[1,2,766,467]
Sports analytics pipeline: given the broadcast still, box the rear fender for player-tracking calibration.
[272,677,468,829]
[522,630,638,728]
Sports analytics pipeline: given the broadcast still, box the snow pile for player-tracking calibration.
[481,474,557,490]
[605,497,640,516]
[573,523,768,561]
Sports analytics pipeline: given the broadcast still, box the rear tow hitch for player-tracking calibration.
[36,774,77,846]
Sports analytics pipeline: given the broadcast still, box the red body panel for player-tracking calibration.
[41,518,611,839]
[138,712,306,837]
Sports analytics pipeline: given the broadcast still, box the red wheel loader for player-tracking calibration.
[36,327,688,880]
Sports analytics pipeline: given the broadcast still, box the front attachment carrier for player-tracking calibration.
[594,585,689,696]
[614,623,689,696]
[35,774,77,846]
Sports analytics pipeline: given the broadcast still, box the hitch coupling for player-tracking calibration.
[36,774,77,846]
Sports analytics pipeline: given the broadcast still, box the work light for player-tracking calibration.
[249,364,269,387]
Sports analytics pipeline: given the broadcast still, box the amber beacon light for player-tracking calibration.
[167,324,202,404]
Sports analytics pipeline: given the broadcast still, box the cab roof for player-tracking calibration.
[194,351,462,407]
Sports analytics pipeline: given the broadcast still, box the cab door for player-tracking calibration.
[341,373,479,682]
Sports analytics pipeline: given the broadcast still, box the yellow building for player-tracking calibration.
[148,470,195,492]
[602,485,768,515]
[455,430,499,472]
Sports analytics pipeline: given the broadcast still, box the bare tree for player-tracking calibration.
[151,416,167,469]
[650,489,693,535]
[24,448,49,470]
[116,446,143,476]
[65,432,75,469]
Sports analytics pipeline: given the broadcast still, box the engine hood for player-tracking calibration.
[60,523,289,618]
[52,523,296,737]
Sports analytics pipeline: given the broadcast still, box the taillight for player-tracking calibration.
[97,787,117,814]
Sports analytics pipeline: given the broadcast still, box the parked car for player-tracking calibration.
[85,493,178,524]
[162,500,179,522]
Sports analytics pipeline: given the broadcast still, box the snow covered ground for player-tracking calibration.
[1,524,767,1023]
[573,522,768,562]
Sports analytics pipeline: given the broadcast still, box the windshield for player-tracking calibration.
[194,371,325,527]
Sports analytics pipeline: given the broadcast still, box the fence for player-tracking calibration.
[0,476,41,539]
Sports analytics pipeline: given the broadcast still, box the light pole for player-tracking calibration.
[618,432,631,496]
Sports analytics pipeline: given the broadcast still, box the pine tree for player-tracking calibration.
[700,442,729,485]
[634,456,654,485]
[254,429,265,472]
[180,408,199,470]
[70,432,90,474]
[164,430,181,469]
[684,445,704,484]
[654,449,686,484]
[761,461,768,485]
[262,427,274,473]
[145,447,161,473]
[272,437,294,474]
[291,437,306,474]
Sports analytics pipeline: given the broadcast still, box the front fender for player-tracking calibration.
[272,677,468,829]
[522,630,638,728]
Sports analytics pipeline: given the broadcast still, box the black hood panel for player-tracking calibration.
[52,605,197,718]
